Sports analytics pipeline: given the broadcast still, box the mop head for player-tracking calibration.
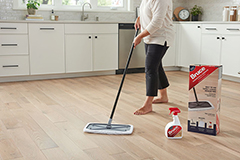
[188,100,214,111]
[83,123,134,135]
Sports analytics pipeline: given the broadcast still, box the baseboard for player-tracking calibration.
[222,75,240,83]
[0,70,115,83]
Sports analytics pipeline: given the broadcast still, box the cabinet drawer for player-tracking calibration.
[202,24,225,34]
[65,24,118,34]
[0,56,29,76]
[0,23,27,34]
[222,24,240,35]
[29,23,64,35]
[0,35,28,55]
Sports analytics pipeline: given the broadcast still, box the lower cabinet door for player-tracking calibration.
[65,35,92,73]
[29,24,65,75]
[221,35,240,77]
[93,34,118,71]
[201,34,221,65]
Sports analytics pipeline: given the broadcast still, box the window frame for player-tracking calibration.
[13,0,132,12]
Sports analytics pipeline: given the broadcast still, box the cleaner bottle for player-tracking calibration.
[50,9,55,21]
[165,107,183,139]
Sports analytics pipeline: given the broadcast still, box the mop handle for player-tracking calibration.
[109,28,139,120]
[193,87,199,104]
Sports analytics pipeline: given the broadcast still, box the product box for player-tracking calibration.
[188,65,222,136]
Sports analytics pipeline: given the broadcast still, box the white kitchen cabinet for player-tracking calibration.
[221,35,240,77]
[29,24,65,75]
[93,34,118,71]
[65,24,118,73]
[65,35,92,73]
[0,23,29,77]
[178,23,202,68]
[201,24,240,77]
[163,24,178,67]
[201,34,221,65]
[0,56,29,76]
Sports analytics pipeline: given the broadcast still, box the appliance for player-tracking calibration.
[116,23,145,74]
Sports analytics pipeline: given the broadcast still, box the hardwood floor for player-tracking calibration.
[0,71,240,160]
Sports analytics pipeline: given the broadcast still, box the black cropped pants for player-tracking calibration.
[145,42,169,96]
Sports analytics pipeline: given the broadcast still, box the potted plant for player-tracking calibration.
[26,0,40,15]
[190,5,202,21]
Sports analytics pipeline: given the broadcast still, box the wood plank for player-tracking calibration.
[11,109,58,150]
[23,103,91,160]
[84,147,115,160]
[9,128,47,160]
[0,121,23,160]
[41,148,69,160]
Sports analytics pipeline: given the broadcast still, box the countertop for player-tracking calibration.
[1,19,240,24]
[0,20,119,24]
[174,21,240,24]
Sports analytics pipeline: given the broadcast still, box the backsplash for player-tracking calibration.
[182,0,240,21]
[0,0,239,21]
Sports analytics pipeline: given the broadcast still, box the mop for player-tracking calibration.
[188,87,214,111]
[83,29,139,135]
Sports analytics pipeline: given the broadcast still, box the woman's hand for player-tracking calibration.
[133,35,142,48]
[135,17,141,30]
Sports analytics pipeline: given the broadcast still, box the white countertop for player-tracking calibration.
[174,21,240,24]
[0,20,119,24]
[1,19,240,24]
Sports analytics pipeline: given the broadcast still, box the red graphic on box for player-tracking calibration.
[167,125,182,137]
[189,66,218,90]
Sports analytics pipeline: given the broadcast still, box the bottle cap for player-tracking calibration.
[169,108,181,115]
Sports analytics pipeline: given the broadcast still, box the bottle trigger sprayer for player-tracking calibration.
[165,107,183,139]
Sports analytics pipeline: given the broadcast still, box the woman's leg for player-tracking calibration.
[134,43,168,115]
[153,43,170,103]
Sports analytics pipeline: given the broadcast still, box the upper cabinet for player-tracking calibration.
[29,23,65,75]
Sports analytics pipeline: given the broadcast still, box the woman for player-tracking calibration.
[133,0,174,115]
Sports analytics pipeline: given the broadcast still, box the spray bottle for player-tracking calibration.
[165,107,183,139]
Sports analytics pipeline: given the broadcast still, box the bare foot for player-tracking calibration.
[152,97,168,104]
[134,104,152,115]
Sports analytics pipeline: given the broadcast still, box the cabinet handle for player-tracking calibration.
[2,65,19,68]
[205,27,217,30]
[217,37,220,39]
[226,28,239,31]
[222,37,226,40]
[89,36,91,39]
[197,26,201,28]
[95,36,98,39]
[0,27,17,30]
[40,27,55,30]
[1,43,18,47]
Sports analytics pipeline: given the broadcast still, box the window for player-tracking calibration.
[14,0,130,11]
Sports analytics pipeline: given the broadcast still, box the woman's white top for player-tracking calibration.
[139,0,174,46]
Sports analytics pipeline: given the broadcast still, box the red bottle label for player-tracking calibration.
[167,125,182,137]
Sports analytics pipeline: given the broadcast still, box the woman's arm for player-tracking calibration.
[133,29,150,48]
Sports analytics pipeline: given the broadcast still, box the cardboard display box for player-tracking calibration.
[188,65,222,136]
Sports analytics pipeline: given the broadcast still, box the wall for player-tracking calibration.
[1,0,238,22]
[181,0,240,21]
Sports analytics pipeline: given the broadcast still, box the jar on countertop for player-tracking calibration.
[230,5,237,21]
[223,6,230,21]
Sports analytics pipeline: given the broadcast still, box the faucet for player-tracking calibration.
[81,2,92,21]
